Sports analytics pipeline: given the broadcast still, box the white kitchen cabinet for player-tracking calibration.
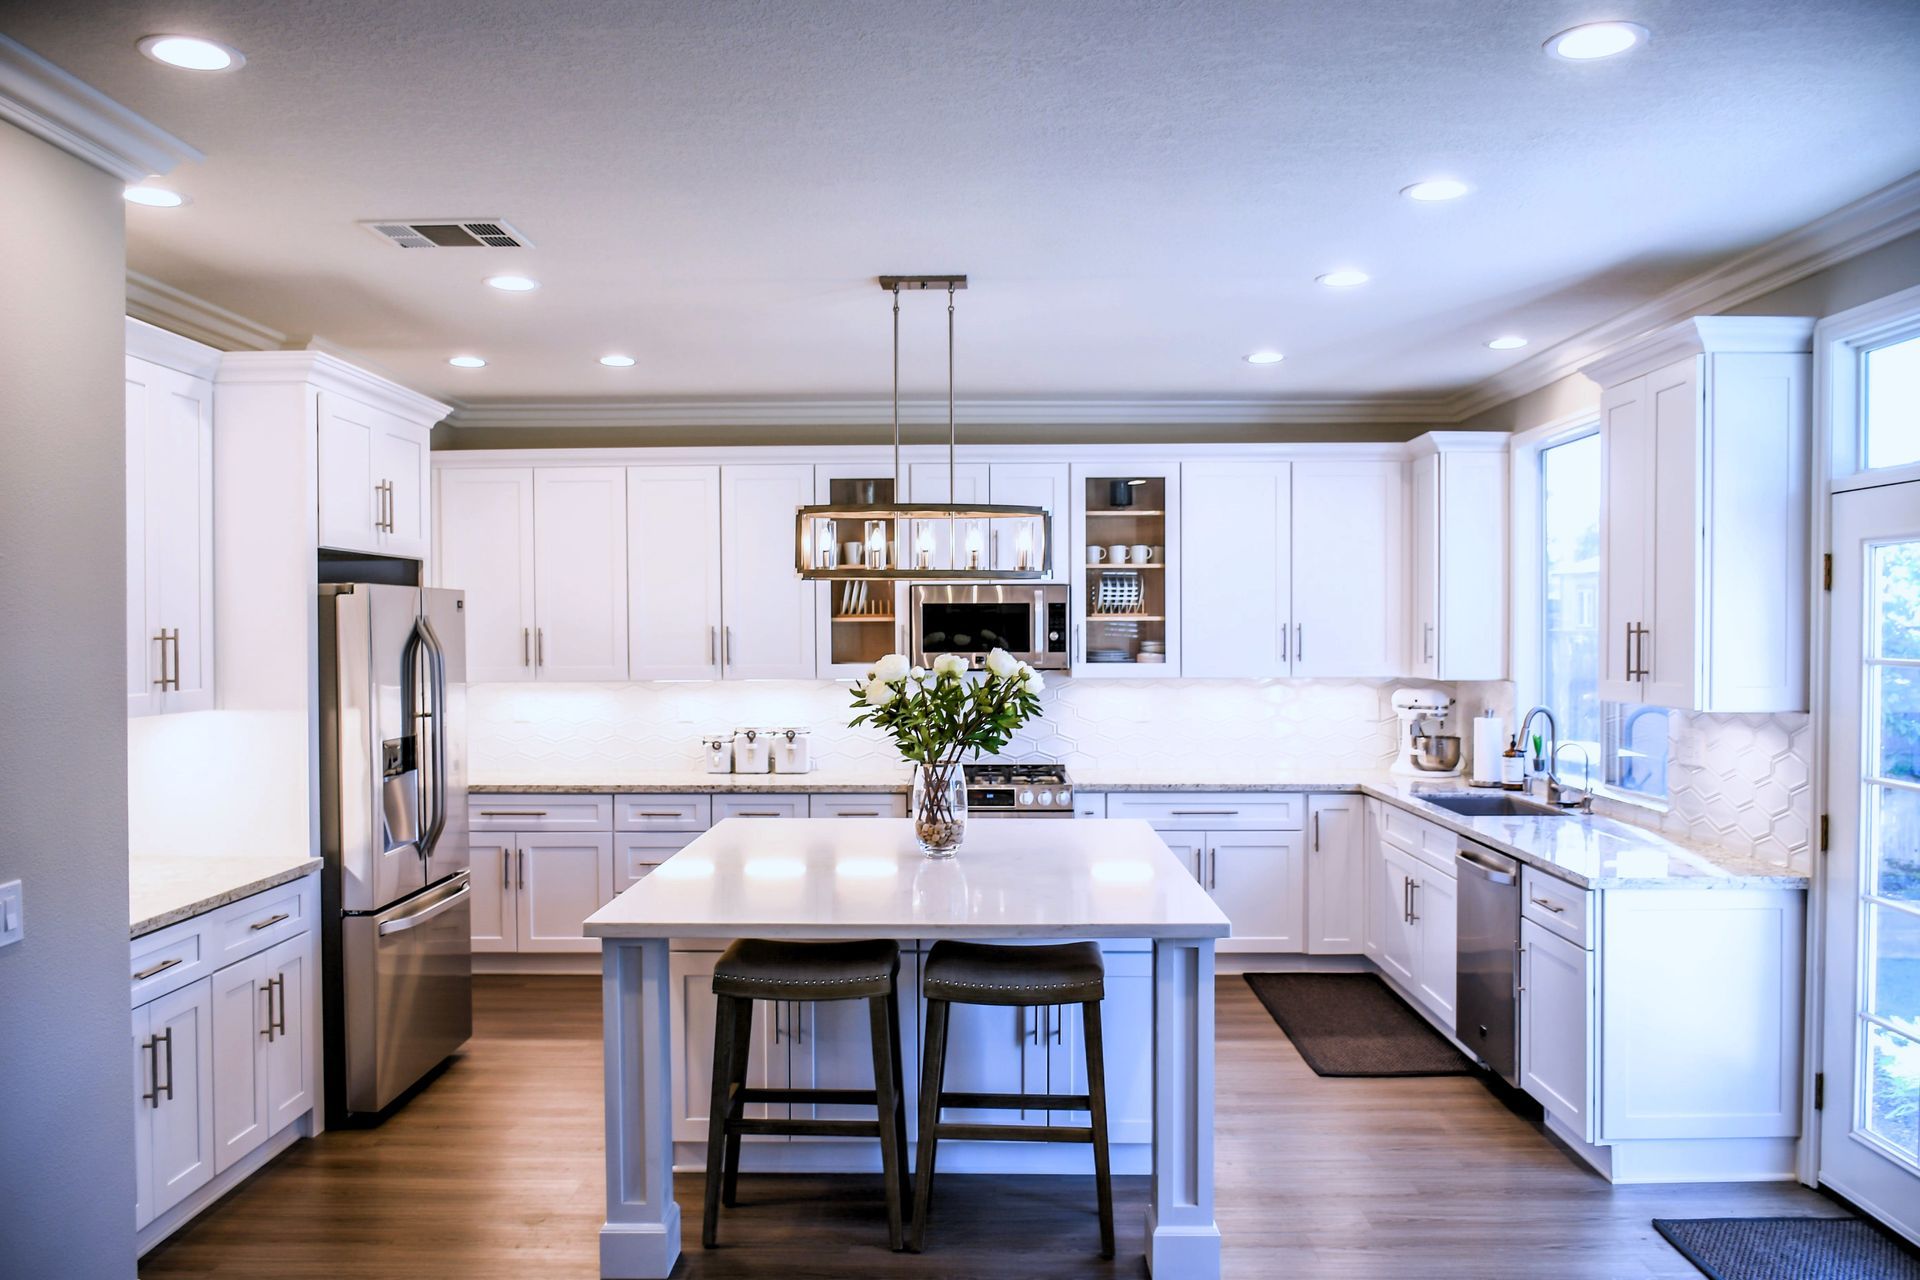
[1181,461,1290,677]
[1407,437,1508,681]
[125,330,216,717]
[616,831,702,892]
[317,391,432,560]
[468,838,517,953]
[533,467,630,681]
[1070,462,1181,676]
[989,462,1072,578]
[1305,793,1365,954]
[1412,864,1458,1031]
[1045,949,1153,1143]
[1375,843,1421,988]
[1585,317,1813,712]
[210,932,310,1174]
[1291,459,1406,677]
[629,465,724,679]
[435,468,537,682]
[722,465,818,679]
[934,997,1049,1124]
[670,950,777,1143]
[1207,832,1305,952]
[780,950,922,1133]
[1520,918,1594,1137]
[132,978,215,1228]
[515,832,616,954]
[1372,811,1458,1030]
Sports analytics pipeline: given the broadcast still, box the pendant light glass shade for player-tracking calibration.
[794,276,1053,581]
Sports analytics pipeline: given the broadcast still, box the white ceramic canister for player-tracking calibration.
[702,732,734,774]
[771,727,813,774]
[732,727,773,774]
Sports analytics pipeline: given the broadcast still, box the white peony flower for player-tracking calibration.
[984,648,1019,679]
[872,653,910,684]
[1023,668,1046,694]
[932,653,967,680]
[864,678,899,707]
[909,666,926,681]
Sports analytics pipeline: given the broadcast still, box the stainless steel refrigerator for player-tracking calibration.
[319,583,472,1123]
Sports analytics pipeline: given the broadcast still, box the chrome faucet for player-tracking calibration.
[1516,705,1591,812]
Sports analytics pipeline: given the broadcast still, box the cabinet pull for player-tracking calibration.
[156,1028,174,1105]
[1313,811,1321,852]
[1280,622,1289,664]
[503,848,512,891]
[1517,944,1527,995]
[708,625,717,665]
[1051,1005,1063,1045]
[837,810,882,817]
[142,1036,161,1108]
[1423,622,1434,665]
[637,811,683,819]
[479,809,549,817]
[248,912,290,931]
[1402,877,1412,923]
[1171,809,1236,817]
[1529,895,1567,915]
[1408,879,1420,923]
[523,627,531,668]
[152,629,181,692]
[1636,623,1650,681]
[1027,1007,1039,1045]
[723,626,733,666]
[260,981,276,1041]
[133,956,183,981]
[1296,623,1304,664]
[272,974,287,1037]
[536,628,544,668]
[733,811,782,818]
[517,849,525,890]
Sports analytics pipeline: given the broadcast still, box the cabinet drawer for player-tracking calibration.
[1522,869,1592,948]
[1377,801,1427,853]
[616,832,702,891]
[1072,792,1107,820]
[469,794,613,832]
[130,917,212,1007]
[614,793,712,832]
[809,793,907,819]
[712,794,807,822]
[1105,792,1304,831]
[210,877,312,967]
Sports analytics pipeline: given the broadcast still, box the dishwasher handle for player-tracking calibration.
[1455,846,1517,885]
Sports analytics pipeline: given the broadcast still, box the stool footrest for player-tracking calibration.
[939,1091,1092,1112]
[730,1117,885,1139]
[934,1121,1096,1145]
[735,1087,880,1107]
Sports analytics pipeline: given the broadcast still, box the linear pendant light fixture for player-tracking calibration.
[794,275,1051,580]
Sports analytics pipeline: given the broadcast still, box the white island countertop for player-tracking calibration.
[131,852,321,938]
[585,817,1230,941]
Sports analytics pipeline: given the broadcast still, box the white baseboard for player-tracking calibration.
[473,952,603,975]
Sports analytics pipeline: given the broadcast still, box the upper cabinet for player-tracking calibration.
[987,462,1071,579]
[630,465,725,681]
[1181,461,1290,677]
[1407,436,1508,682]
[1584,317,1814,713]
[126,321,217,716]
[720,464,817,679]
[1070,462,1181,677]
[814,462,905,679]
[316,392,434,560]
[435,468,537,682]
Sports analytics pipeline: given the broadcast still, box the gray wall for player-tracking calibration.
[0,120,138,1276]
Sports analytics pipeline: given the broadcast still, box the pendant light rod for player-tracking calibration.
[948,282,956,503]
[891,283,901,496]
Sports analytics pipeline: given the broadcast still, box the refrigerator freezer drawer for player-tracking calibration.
[342,872,473,1115]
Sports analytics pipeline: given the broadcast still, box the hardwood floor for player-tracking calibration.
[139,974,1839,1278]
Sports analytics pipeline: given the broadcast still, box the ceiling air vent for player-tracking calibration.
[360,218,533,249]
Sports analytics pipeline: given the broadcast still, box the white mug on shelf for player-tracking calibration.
[1129,544,1153,563]
[1107,544,1130,564]
[1089,546,1107,563]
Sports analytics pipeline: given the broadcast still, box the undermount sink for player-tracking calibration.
[1419,793,1568,819]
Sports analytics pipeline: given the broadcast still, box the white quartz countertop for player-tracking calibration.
[470,769,913,795]
[130,853,322,938]
[585,817,1231,940]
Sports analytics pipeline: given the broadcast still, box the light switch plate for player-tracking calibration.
[0,879,22,947]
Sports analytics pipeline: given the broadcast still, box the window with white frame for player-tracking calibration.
[1537,429,1669,800]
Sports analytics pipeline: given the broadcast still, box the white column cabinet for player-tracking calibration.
[1291,459,1406,677]
[721,465,818,679]
[1181,462,1290,677]
[629,466,724,680]
[1306,794,1365,954]
[1585,317,1813,712]
[435,468,537,682]
[1407,438,1508,681]
[533,468,630,681]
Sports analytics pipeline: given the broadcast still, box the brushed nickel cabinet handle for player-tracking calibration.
[133,956,183,981]
[517,849,525,890]
[1530,895,1567,914]
[249,912,289,931]
[1296,623,1304,664]
[708,625,716,665]
[272,974,287,1037]
[733,811,782,818]
[157,1028,174,1104]
[1313,812,1321,851]
[536,628,544,668]
[637,811,683,819]
[1408,879,1420,923]
[1280,623,1289,664]
[502,848,512,891]
[1171,809,1237,817]
[724,626,733,666]
[523,627,531,667]
[142,1036,160,1108]
[260,981,276,1041]
[479,810,549,817]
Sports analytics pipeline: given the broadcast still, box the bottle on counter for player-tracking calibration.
[1500,735,1526,791]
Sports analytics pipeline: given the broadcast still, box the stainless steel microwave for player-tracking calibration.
[910,583,1070,672]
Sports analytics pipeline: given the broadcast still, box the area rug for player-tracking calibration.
[1653,1216,1920,1280]
[1242,972,1472,1077]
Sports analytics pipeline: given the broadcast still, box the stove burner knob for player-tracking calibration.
[1018,790,1035,807]
[1037,789,1054,807]
[1058,787,1072,805]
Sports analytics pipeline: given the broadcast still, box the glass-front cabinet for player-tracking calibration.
[814,464,908,678]
[1068,461,1180,676]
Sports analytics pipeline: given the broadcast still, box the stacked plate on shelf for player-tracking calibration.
[1091,571,1144,615]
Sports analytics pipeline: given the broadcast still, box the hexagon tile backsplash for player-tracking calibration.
[469,680,1814,873]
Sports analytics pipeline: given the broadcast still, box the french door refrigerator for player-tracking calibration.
[320,583,472,1123]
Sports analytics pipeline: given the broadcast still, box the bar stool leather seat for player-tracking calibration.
[921,939,1104,1005]
[713,937,900,1001]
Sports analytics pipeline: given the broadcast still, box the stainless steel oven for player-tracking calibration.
[910,583,1069,672]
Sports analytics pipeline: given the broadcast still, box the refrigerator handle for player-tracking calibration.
[417,614,449,862]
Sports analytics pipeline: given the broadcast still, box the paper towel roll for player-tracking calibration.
[1471,712,1506,787]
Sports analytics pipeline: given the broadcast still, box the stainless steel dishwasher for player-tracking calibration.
[1455,839,1521,1085]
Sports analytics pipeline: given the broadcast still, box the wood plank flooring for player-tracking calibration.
[138,974,1840,1278]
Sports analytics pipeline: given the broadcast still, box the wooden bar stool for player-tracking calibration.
[911,939,1114,1258]
[702,937,911,1251]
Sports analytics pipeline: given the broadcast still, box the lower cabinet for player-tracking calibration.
[1520,918,1594,1137]
[210,933,310,1173]
[1163,828,1305,953]
[133,980,216,1228]
[1367,801,1459,1032]
[1305,794,1365,954]
[470,832,616,954]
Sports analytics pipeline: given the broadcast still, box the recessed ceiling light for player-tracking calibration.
[1317,269,1371,288]
[137,34,245,71]
[598,354,636,367]
[1401,178,1471,202]
[485,275,539,292]
[1487,336,1529,351]
[447,355,487,368]
[1545,21,1647,61]
[1244,351,1285,365]
[123,185,187,207]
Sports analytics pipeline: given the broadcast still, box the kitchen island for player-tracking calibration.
[584,816,1230,1279]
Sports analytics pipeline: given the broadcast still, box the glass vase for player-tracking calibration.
[910,763,968,857]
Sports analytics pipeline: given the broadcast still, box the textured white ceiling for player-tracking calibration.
[12,0,1920,410]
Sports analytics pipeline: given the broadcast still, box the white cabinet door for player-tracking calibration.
[260,933,312,1134]
[669,951,775,1144]
[1181,462,1290,677]
[908,461,990,570]
[1412,867,1458,1031]
[316,392,380,553]
[1409,452,1440,681]
[1159,830,1207,884]
[144,978,216,1219]
[1433,449,1508,680]
[1599,374,1651,703]
[989,462,1071,578]
[1290,460,1405,677]
[435,468,537,683]
[615,831,702,893]
[784,958,919,1132]
[628,465,724,680]
[373,417,431,560]
[935,998,1047,1123]
[1520,918,1593,1138]
[1377,845,1420,986]
[1207,832,1305,953]
[469,838,517,952]
[1306,794,1366,954]
[209,952,269,1173]
[720,465,817,679]
[515,833,614,953]
[533,468,629,681]
[1047,950,1152,1144]
[133,1005,153,1228]
[126,356,215,715]
[1644,357,1701,710]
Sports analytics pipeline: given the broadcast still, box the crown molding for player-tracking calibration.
[1580,315,1816,389]
[441,394,1454,430]
[1441,169,1920,422]
[126,271,285,352]
[124,316,222,378]
[0,36,202,182]
[216,350,451,426]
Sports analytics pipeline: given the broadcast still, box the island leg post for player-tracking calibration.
[600,938,681,1278]
[1149,936,1221,1278]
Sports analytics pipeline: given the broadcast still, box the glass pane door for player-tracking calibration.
[1077,472,1169,671]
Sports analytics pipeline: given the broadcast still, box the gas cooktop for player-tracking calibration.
[963,763,1074,816]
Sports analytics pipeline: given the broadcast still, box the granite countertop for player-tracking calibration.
[131,853,322,938]
[470,769,914,795]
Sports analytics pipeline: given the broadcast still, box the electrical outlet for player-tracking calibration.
[0,880,22,947]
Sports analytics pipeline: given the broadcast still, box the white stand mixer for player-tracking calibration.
[1391,688,1461,777]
